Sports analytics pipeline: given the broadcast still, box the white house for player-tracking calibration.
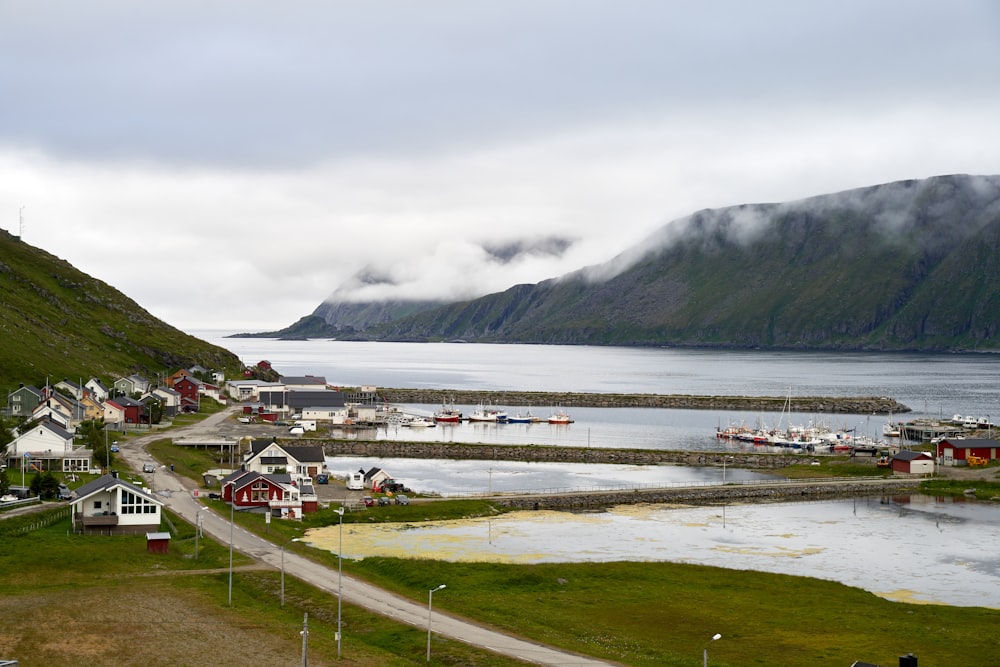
[242,439,328,481]
[85,378,110,402]
[6,421,91,473]
[71,473,163,535]
[226,379,284,402]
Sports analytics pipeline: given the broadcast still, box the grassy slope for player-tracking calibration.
[0,230,241,388]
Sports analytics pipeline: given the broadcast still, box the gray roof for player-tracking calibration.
[73,474,162,505]
[892,450,932,462]
[940,438,999,449]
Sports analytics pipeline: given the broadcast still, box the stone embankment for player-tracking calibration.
[379,388,910,414]
[323,440,807,468]
[491,478,920,510]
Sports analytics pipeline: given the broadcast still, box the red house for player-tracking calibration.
[172,376,201,412]
[220,470,316,520]
[936,438,999,466]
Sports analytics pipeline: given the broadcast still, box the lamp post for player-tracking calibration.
[426,584,446,662]
[195,507,207,560]
[722,456,733,483]
[703,633,721,667]
[228,498,234,606]
[335,505,345,658]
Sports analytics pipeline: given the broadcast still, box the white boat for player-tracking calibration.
[547,409,572,424]
[402,416,436,427]
[467,403,508,422]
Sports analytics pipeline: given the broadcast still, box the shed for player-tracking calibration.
[890,450,934,476]
[936,438,999,466]
[146,532,171,554]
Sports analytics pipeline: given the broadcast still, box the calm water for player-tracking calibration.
[199,333,1000,451]
[199,333,1000,607]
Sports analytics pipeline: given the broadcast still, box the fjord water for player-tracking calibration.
[203,333,1000,606]
[201,334,1000,451]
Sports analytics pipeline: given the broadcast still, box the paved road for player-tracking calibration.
[122,408,617,667]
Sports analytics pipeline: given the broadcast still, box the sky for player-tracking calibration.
[2,1,999,333]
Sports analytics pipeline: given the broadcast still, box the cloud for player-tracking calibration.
[1,2,999,331]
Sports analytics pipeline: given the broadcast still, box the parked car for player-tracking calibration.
[208,492,222,500]
[110,443,120,453]
[362,496,375,507]
[57,484,72,501]
[142,463,156,473]
[377,496,391,506]
[394,494,410,506]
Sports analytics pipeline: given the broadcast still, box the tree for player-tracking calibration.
[78,419,110,470]
[0,468,9,495]
[29,472,42,498]
[40,471,59,499]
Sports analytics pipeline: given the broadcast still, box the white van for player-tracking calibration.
[293,420,317,432]
[347,471,364,490]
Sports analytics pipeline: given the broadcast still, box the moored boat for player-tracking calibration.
[547,409,572,424]
[433,399,462,423]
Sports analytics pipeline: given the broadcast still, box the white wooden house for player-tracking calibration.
[71,473,163,535]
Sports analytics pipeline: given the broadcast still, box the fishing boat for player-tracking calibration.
[433,400,462,423]
[507,410,535,423]
[547,409,572,424]
[402,416,436,428]
[467,404,508,422]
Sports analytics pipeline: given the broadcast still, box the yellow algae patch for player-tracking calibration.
[713,545,824,558]
[878,589,939,605]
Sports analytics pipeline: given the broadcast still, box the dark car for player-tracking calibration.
[394,494,410,506]
[377,496,391,506]
[362,496,375,507]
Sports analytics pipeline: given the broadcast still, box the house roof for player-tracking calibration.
[282,445,325,464]
[940,438,999,449]
[892,450,932,462]
[73,474,162,506]
[17,420,75,442]
[280,375,328,386]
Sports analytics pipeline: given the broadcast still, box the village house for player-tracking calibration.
[71,473,163,535]
[172,376,202,412]
[85,378,110,402]
[6,384,46,418]
[242,439,328,482]
[936,438,1000,466]
[113,374,150,397]
[149,386,182,417]
[54,379,86,400]
[220,470,318,519]
[890,450,935,476]
[227,379,284,402]
[279,375,329,391]
[6,420,92,473]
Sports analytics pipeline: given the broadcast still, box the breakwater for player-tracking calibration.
[491,478,920,510]
[378,388,910,414]
[322,440,836,468]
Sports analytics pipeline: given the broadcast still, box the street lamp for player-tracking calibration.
[703,633,721,667]
[228,497,234,606]
[195,507,207,560]
[722,456,734,483]
[426,584,446,662]
[335,505,345,658]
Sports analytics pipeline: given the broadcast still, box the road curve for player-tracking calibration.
[122,408,617,667]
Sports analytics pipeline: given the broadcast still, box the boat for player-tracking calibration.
[402,416,436,427]
[547,409,572,424]
[507,410,534,423]
[433,400,462,423]
[467,404,508,422]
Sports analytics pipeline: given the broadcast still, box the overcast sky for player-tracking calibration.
[2,1,998,333]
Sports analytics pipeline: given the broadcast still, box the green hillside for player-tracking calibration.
[358,174,1000,351]
[0,229,241,389]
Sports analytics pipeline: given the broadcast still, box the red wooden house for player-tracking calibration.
[936,438,999,466]
[172,376,201,412]
[221,470,310,520]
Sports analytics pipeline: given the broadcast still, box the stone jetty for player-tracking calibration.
[377,388,910,415]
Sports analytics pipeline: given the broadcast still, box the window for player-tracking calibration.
[250,481,270,503]
[120,489,157,515]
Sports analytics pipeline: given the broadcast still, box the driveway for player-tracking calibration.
[119,407,616,667]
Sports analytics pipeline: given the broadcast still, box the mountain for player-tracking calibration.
[0,229,241,388]
[349,174,1000,351]
[230,299,446,339]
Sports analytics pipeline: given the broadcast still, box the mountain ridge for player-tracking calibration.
[251,174,1000,352]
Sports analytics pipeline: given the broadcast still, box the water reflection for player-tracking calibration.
[305,495,1000,608]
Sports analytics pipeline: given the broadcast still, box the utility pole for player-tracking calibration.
[300,612,309,667]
